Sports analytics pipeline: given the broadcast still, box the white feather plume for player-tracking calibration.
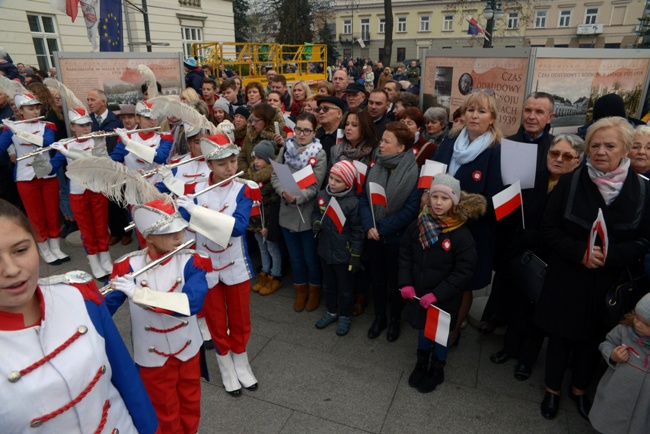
[43,78,86,111]
[66,157,171,207]
[0,76,28,98]
[138,64,159,99]
[149,96,218,135]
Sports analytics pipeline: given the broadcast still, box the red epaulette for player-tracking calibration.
[160,133,174,142]
[111,257,132,279]
[71,280,104,305]
[193,252,213,272]
[170,157,182,165]
[44,121,57,132]
[243,183,262,202]
[184,182,197,195]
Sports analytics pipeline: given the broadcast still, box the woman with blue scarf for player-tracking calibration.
[431,89,504,346]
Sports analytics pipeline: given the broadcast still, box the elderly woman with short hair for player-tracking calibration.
[630,125,650,177]
[536,117,650,421]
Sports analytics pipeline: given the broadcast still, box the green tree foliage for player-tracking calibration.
[276,0,314,44]
[233,0,251,42]
[317,24,339,64]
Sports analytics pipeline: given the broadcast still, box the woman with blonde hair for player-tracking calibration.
[180,87,201,104]
[289,80,312,118]
[630,125,650,176]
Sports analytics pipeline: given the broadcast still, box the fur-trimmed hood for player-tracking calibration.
[455,192,487,221]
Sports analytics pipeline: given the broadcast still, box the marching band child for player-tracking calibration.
[311,160,363,336]
[33,107,113,280]
[177,133,260,397]
[0,198,158,434]
[106,198,211,433]
[0,92,68,265]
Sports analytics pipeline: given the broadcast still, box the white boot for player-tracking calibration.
[37,241,60,265]
[232,351,258,389]
[48,238,70,263]
[98,250,113,275]
[216,352,242,395]
[87,254,108,280]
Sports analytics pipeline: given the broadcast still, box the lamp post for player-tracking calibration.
[482,1,504,48]
[346,0,360,58]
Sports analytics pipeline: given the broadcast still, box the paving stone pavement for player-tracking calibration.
[54,233,597,433]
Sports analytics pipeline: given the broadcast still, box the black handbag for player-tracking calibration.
[505,250,547,303]
[604,267,650,328]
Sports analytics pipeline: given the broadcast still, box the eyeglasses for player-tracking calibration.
[470,88,496,96]
[548,150,579,162]
[315,106,338,113]
[250,118,263,124]
[294,127,314,135]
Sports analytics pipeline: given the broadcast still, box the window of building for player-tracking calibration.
[443,15,453,31]
[397,47,406,62]
[420,15,430,32]
[585,8,598,25]
[343,20,352,35]
[554,44,569,48]
[181,26,203,59]
[378,48,385,60]
[360,18,370,40]
[27,14,60,71]
[535,10,547,28]
[378,17,385,34]
[579,43,594,48]
[507,12,519,29]
[604,43,620,48]
[397,17,407,33]
[558,10,571,28]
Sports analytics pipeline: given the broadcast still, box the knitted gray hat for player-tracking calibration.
[429,174,461,204]
[252,140,276,164]
[213,97,230,114]
[635,292,650,323]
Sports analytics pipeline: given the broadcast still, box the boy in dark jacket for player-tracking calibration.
[399,174,485,393]
[312,160,364,336]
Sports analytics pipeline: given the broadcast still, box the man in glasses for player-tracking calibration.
[315,96,345,166]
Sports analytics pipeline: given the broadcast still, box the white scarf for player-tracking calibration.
[449,128,494,176]
[586,157,630,205]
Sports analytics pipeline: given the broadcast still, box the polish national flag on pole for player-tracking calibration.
[417,160,448,189]
[51,0,80,22]
[292,165,317,190]
[336,129,345,147]
[368,182,388,207]
[323,197,346,234]
[587,208,608,263]
[353,160,368,192]
[492,181,523,222]
[424,305,452,347]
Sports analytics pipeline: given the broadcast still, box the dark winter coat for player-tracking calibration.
[398,193,485,330]
[534,166,650,341]
[432,134,503,289]
[313,186,363,265]
[185,69,204,95]
[246,164,280,243]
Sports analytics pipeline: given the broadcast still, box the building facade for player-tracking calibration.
[0,0,234,72]
[335,0,646,65]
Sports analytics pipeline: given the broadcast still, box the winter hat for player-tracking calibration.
[345,82,368,96]
[429,174,461,205]
[133,199,188,238]
[184,56,198,70]
[593,93,626,121]
[119,104,136,116]
[635,293,650,323]
[234,105,250,120]
[252,140,276,164]
[213,97,230,114]
[330,160,357,188]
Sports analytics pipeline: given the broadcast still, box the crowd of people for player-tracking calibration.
[0,51,649,433]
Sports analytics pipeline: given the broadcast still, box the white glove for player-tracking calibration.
[115,128,129,143]
[111,274,137,299]
[3,120,17,134]
[50,141,68,155]
[31,153,52,178]
[177,195,196,214]
[158,164,173,179]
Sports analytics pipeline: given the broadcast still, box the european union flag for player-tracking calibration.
[100,0,123,52]
[467,23,479,35]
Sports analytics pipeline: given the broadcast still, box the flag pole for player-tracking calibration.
[517,181,525,230]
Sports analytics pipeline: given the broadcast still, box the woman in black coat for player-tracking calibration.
[535,117,650,421]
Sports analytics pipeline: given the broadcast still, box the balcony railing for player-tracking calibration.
[338,34,371,45]
[179,0,201,7]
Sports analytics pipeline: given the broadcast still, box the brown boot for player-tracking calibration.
[352,294,368,316]
[293,283,308,312]
[252,272,269,293]
[305,284,321,312]
[259,275,281,296]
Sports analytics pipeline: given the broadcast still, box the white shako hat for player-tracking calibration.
[132,199,188,238]
[15,93,41,109]
[183,121,202,139]
[68,107,92,124]
[135,100,154,118]
[200,133,239,161]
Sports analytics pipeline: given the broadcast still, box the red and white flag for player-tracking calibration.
[417,160,448,190]
[368,182,388,207]
[492,181,522,221]
[51,0,80,22]
[424,305,452,347]
[335,129,344,147]
[250,202,261,217]
[353,160,367,192]
[324,197,346,234]
[587,208,608,263]
[293,165,317,190]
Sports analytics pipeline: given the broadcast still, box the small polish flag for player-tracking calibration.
[587,208,608,263]
[251,202,261,217]
[293,165,317,190]
[353,160,368,192]
[424,305,452,347]
[418,160,448,189]
[336,129,344,147]
[324,197,346,234]
[492,181,522,221]
[368,182,388,207]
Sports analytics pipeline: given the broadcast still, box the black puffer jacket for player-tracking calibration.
[313,186,363,265]
[398,193,485,330]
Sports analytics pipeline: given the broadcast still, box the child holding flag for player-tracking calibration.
[399,174,485,393]
[312,160,363,336]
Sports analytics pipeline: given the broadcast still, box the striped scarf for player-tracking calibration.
[418,206,465,249]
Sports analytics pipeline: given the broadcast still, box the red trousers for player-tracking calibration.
[70,190,110,254]
[203,280,251,355]
[16,178,60,241]
[139,352,201,434]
